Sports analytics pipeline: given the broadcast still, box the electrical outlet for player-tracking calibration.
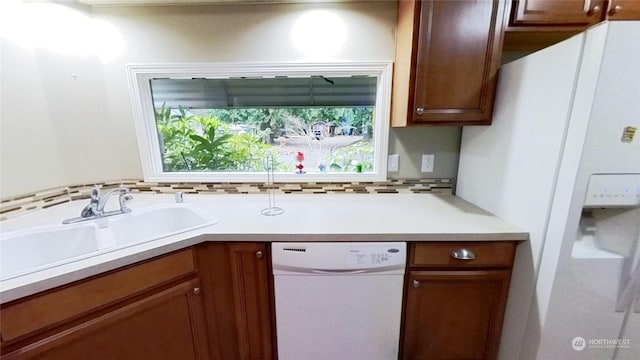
[421,154,434,173]
[388,154,399,172]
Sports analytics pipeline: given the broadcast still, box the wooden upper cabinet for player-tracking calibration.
[510,0,607,27]
[392,0,505,126]
[507,0,640,28]
[503,0,640,51]
[606,0,640,19]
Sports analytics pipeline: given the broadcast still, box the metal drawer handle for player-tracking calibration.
[256,250,264,259]
[412,280,420,288]
[193,287,201,295]
[450,248,476,260]
[416,107,425,115]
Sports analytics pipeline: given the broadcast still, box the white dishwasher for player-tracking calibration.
[272,242,406,360]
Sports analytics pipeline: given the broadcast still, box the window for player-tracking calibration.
[127,62,392,182]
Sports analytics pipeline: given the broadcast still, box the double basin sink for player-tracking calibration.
[0,203,218,280]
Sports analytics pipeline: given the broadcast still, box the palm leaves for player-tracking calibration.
[189,120,233,170]
[155,106,273,172]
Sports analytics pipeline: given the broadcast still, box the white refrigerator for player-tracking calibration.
[457,21,640,360]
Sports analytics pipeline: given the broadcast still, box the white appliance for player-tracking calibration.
[457,21,640,360]
[271,242,406,360]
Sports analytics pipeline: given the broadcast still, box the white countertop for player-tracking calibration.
[0,193,527,303]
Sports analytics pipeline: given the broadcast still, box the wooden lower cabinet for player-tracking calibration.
[3,279,209,360]
[1,241,517,360]
[402,270,511,360]
[0,249,210,360]
[0,243,274,360]
[401,242,517,360]
[196,242,274,360]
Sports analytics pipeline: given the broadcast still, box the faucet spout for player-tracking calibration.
[62,186,133,225]
[96,187,131,215]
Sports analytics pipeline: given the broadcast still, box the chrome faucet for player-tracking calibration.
[63,186,133,224]
[93,187,132,216]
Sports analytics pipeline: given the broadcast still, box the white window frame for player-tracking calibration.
[126,61,392,182]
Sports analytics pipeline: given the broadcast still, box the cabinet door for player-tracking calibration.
[1,249,196,345]
[3,279,210,360]
[606,0,640,19]
[510,0,606,26]
[228,243,273,360]
[402,270,511,360]
[197,243,273,360]
[412,0,505,125]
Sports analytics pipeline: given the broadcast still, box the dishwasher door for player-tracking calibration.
[272,242,406,360]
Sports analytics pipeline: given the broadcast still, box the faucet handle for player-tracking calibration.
[119,192,134,213]
[90,186,101,201]
[80,204,95,218]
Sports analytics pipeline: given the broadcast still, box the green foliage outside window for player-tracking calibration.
[154,104,374,173]
[156,105,275,172]
[326,141,375,172]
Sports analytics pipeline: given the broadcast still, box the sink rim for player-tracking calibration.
[0,221,97,240]
[0,203,218,281]
[108,203,219,245]
[0,224,100,281]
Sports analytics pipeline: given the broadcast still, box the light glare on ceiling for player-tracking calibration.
[0,1,124,61]
[291,10,347,58]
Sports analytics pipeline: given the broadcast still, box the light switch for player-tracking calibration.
[388,154,399,172]
[421,154,434,173]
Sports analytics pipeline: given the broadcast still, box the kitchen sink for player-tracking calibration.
[0,225,99,280]
[0,203,217,280]
[109,204,217,246]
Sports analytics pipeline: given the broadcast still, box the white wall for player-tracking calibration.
[94,1,399,186]
[1,1,461,198]
[0,40,69,197]
[388,127,461,180]
[1,2,139,197]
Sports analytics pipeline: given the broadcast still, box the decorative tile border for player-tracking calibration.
[0,179,453,221]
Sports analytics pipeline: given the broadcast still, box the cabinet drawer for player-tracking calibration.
[1,249,196,343]
[410,242,516,268]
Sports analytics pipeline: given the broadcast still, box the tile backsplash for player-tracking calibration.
[0,179,453,221]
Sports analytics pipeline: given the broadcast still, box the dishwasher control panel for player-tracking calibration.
[346,246,403,266]
[272,242,407,274]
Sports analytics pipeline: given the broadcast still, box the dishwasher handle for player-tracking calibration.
[310,269,368,275]
[273,264,406,275]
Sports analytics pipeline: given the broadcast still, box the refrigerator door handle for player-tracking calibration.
[616,261,640,312]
